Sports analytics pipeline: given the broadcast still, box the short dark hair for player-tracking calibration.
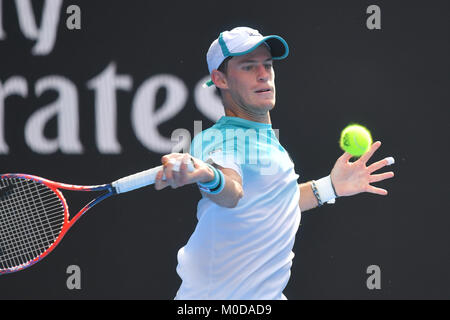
[215,56,232,97]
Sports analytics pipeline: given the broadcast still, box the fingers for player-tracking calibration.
[156,154,178,189]
[369,171,395,183]
[161,154,169,165]
[367,156,394,173]
[359,141,381,164]
[154,169,168,190]
[157,153,195,189]
[366,185,388,196]
[166,158,182,189]
[339,151,354,164]
[179,153,191,172]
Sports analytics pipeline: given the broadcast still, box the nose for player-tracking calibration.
[256,64,270,82]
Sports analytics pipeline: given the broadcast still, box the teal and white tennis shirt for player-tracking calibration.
[175,116,301,300]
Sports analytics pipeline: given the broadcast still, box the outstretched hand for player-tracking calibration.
[330,141,395,197]
[154,153,215,190]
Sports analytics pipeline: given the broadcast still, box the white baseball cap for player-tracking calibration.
[204,26,289,87]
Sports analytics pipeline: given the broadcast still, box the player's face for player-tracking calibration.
[224,45,276,116]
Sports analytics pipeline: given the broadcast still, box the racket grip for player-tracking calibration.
[112,161,195,194]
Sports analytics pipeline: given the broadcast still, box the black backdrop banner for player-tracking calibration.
[0,0,449,299]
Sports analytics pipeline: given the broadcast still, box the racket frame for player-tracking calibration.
[0,173,115,275]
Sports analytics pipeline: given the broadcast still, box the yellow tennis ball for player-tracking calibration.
[339,124,373,157]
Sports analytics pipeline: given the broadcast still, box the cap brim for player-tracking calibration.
[228,35,289,60]
[263,35,289,60]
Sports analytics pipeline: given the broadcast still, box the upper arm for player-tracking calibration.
[191,129,244,206]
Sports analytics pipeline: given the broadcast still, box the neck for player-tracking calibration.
[224,108,271,124]
[222,97,272,124]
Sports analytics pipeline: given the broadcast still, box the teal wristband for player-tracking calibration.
[198,164,219,189]
[207,169,225,195]
[197,164,225,195]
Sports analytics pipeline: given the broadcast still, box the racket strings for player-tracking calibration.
[1,181,61,264]
[0,180,59,267]
[0,178,65,270]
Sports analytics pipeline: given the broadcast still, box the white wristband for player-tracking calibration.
[315,175,337,204]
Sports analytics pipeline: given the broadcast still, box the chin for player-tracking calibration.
[262,100,276,111]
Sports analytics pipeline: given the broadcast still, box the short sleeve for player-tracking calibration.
[205,149,243,178]
[190,129,243,179]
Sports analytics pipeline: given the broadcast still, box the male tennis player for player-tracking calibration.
[154,27,395,300]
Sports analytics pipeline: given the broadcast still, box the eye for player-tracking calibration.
[242,65,253,71]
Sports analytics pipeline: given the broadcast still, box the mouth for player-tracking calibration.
[254,88,272,94]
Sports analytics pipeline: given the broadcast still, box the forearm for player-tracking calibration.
[200,165,244,208]
[201,173,243,208]
[298,182,319,212]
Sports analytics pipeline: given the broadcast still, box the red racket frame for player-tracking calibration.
[0,173,114,275]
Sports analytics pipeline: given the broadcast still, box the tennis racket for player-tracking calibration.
[0,160,194,275]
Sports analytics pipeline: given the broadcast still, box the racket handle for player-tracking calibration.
[112,161,195,194]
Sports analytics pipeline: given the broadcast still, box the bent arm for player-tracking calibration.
[154,153,243,208]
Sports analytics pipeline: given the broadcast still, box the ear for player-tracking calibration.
[211,69,228,90]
